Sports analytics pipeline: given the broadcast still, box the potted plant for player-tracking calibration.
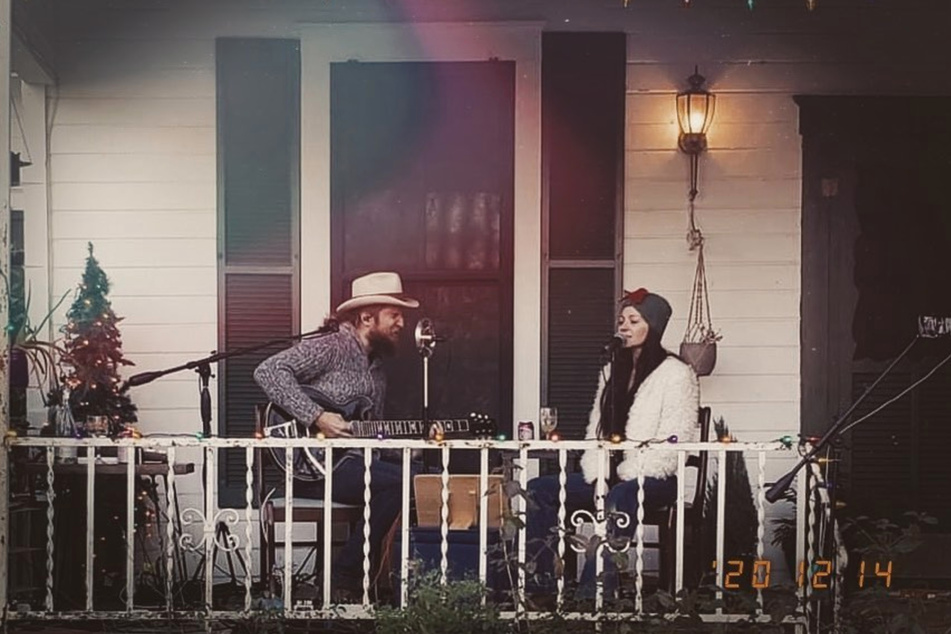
[5,267,70,416]
[680,327,722,378]
[679,242,721,377]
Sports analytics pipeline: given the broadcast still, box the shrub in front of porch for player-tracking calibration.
[374,570,508,634]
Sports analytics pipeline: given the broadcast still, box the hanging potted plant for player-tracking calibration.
[679,236,721,377]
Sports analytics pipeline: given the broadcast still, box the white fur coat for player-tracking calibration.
[580,356,700,483]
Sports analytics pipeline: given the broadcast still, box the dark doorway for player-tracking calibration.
[330,61,515,446]
[800,97,951,524]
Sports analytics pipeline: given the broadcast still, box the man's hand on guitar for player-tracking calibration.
[314,411,352,438]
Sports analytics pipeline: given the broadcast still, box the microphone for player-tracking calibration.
[602,335,625,354]
[918,316,951,339]
[415,318,448,353]
[124,370,167,388]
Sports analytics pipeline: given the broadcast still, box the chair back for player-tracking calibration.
[687,406,712,513]
[414,475,507,529]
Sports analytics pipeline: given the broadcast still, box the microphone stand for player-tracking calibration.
[123,323,340,433]
[600,343,618,488]
[122,322,339,597]
[415,318,438,473]
[766,334,921,504]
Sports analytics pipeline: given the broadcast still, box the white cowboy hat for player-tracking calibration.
[335,271,420,313]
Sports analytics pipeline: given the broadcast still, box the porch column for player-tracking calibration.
[0,0,12,611]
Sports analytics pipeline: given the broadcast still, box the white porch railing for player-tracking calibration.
[2,435,830,629]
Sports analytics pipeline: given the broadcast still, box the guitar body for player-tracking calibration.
[262,385,496,481]
[263,386,374,481]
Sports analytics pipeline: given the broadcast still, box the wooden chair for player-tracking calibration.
[254,405,362,595]
[641,406,712,592]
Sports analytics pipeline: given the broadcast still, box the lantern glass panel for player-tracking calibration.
[677,92,716,135]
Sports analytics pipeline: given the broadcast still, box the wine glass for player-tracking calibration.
[539,407,558,439]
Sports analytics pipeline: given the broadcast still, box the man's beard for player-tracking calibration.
[367,330,399,357]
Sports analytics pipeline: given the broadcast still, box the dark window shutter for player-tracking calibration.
[220,274,295,505]
[848,364,951,525]
[547,269,616,439]
[217,38,300,506]
[542,33,625,450]
[917,363,951,519]
[545,34,626,261]
[848,372,915,506]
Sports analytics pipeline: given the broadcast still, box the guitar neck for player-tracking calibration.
[350,418,470,439]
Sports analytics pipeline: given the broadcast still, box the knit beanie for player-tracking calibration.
[619,288,672,339]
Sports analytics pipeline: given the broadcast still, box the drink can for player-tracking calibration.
[517,420,535,441]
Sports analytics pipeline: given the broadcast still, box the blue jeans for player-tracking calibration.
[298,453,419,587]
[526,472,677,596]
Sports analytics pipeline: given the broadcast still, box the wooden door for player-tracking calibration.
[800,97,951,523]
[330,61,515,447]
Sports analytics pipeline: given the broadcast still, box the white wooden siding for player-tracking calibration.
[48,29,217,438]
[625,88,802,486]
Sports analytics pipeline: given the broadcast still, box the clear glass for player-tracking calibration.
[539,407,558,439]
[86,415,109,437]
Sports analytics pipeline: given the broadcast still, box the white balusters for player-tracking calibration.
[478,447,488,604]
[634,465,645,613]
[45,447,55,613]
[715,448,726,614]
[204,444,216,613]
[675,450,687,593]
[806,466,817,612]
[3,433,810,627]
[756,451,767,612]
[85,449,95,611]
[440,444,450,585]
[594,446,606,613]
[125,453,135,612]
[362,447,372,605]
[283,445,294,612]
[517,445,528,611]
[796,467,808,622]
[557,448,567,611]
[165,447,176,612]
[400,447,411,607]
[244,446,254,613]
[322,446,333,608]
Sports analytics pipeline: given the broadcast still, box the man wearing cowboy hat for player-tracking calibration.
[254,271,419,598]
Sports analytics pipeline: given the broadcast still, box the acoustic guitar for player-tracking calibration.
[262,385,496,481]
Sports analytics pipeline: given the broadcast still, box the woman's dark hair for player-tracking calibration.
[597,327,670,439]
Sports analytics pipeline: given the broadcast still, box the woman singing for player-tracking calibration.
[526,288,700,599]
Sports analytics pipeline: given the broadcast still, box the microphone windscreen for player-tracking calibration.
[602,334,625,353]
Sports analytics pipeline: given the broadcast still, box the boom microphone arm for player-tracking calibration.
[766,334,921,503]
[121,322,339,437]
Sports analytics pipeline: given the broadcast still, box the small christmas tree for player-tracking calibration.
[62,243,137,434]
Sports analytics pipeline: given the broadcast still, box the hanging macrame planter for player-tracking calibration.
[680,238,721,377]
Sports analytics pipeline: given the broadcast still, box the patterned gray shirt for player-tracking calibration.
[253,323,387,426]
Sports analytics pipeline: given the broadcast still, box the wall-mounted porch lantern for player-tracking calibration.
[676,66,716,208]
